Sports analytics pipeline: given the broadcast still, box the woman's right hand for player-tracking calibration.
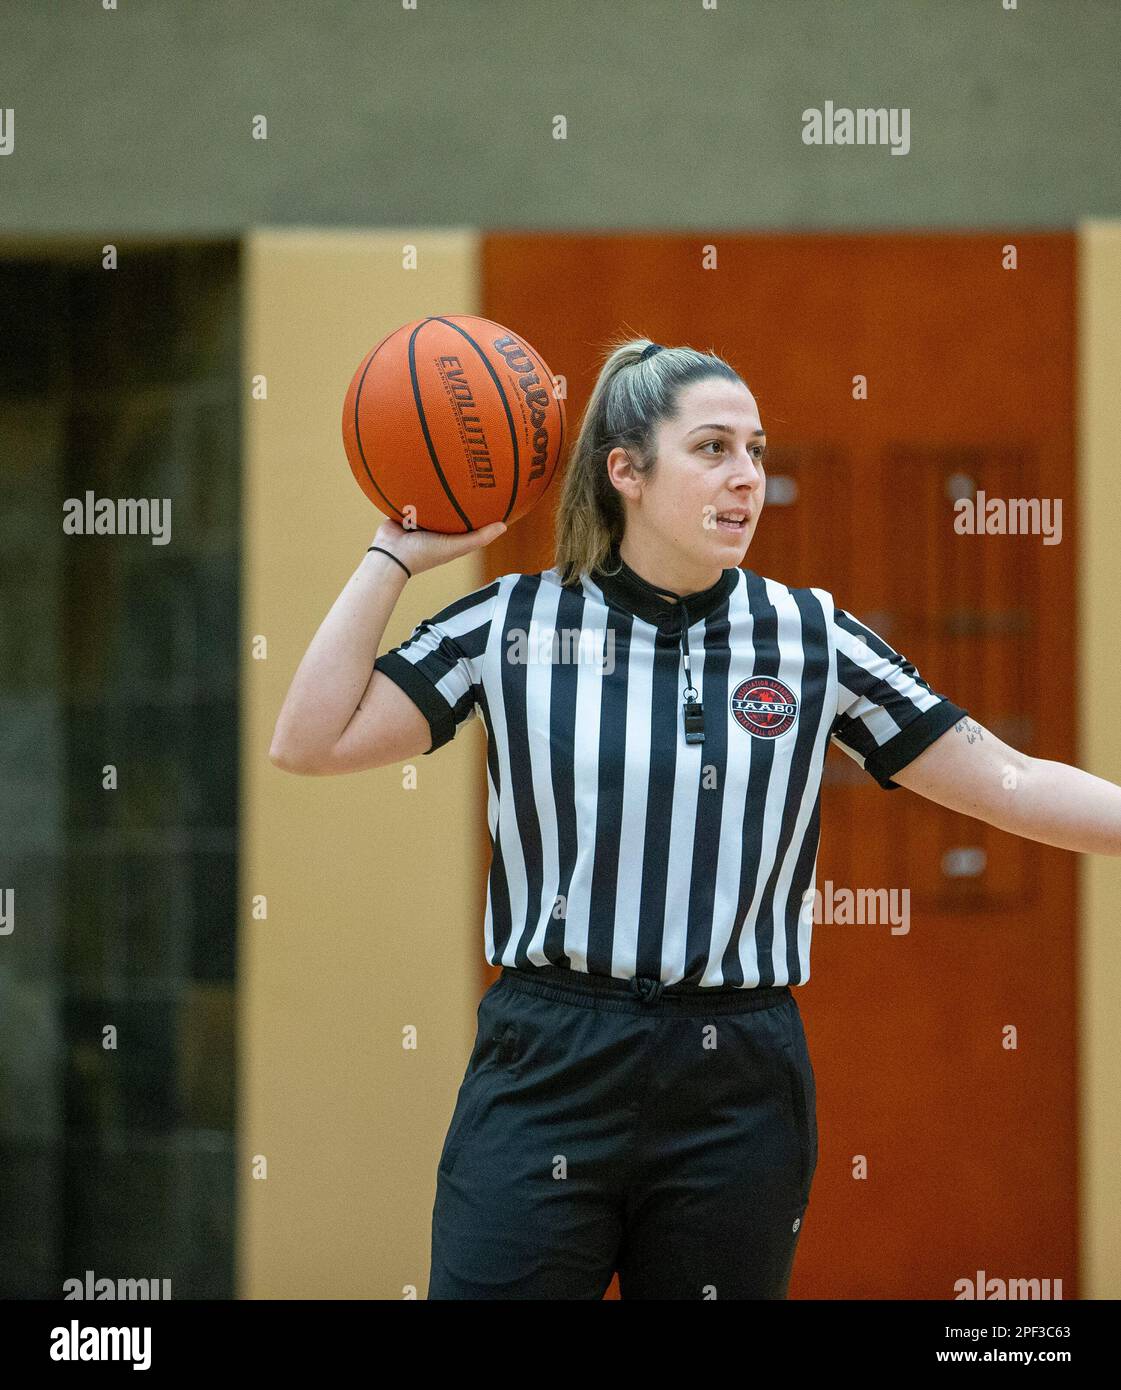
[370,516,508,577]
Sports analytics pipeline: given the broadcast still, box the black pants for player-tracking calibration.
[428,964,818,1300]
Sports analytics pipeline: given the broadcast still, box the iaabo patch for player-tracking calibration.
[731,676,798,738]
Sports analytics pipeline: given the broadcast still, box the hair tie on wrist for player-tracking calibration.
[638,342,664,361]
[367,545,412,578]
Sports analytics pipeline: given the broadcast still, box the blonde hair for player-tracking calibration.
[552,335,745,586]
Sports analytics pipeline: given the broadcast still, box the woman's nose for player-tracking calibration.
[731,455,764,488]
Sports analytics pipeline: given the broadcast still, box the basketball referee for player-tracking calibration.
[271,338,1121,1300]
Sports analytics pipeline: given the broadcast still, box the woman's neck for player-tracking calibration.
[616,536,723,598]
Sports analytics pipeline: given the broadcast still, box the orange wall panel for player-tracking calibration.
[483,233,1077,1300]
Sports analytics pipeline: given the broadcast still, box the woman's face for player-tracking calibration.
[608,376,766,581]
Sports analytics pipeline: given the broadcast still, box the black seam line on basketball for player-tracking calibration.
[433,316,521,525]
[353,337,406,520]
[409,321,476,531]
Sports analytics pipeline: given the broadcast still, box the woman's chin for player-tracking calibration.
[714,524,750,553]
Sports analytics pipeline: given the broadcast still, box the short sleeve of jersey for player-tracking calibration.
[829,602,969,791]
[372,577,500,755]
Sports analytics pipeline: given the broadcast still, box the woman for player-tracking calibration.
[271,338,1121,1300]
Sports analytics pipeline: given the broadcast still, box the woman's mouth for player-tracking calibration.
[716,512,749,533]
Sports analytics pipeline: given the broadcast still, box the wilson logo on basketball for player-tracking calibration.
[493,335,553,482]
[730,676,799,738]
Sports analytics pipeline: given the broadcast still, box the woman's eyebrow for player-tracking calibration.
[686,423,766,437]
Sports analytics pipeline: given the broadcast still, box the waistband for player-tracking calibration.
[498,964,792,1016]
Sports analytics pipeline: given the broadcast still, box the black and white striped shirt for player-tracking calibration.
[373,552,968,987]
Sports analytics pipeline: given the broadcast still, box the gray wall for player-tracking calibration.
[0,0,1118,235]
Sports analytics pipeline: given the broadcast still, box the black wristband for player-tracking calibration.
[367,545,412,579]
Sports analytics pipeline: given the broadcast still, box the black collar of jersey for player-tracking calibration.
[589,543,741,629]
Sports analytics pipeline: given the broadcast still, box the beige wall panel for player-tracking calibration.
[240,229,484,1298]
[1078,220,1121,1299]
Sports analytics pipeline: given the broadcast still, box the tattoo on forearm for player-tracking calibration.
[954,718,984,745]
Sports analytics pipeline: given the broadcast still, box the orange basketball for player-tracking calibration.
[341,315,566,533]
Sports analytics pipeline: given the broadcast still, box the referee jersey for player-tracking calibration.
[373,550,968,988]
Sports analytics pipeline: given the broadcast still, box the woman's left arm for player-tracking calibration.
[891,714,1121,856]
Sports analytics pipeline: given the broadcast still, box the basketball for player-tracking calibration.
[341,315,566,533]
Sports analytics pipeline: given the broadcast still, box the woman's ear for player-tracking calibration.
[605,445,642,501]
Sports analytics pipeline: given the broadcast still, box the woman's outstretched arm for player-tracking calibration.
[892,715,1121,856]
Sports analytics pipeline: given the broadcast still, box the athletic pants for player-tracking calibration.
[427,963,818,1299]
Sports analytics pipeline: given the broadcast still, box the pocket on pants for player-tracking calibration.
[438,991,522,1177]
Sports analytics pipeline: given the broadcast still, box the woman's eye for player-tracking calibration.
[701,440,767,462]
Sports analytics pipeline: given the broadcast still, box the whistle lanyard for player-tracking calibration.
[636,579,707,747]
[676,604,706,745]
